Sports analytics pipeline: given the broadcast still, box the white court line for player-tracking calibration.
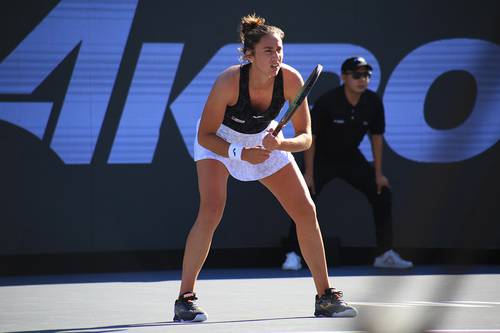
[274,329,500,333]
[448,301,500,306]
[425,328,500,333]
[351,301,493,308]
[351,301,413,308]
[410,301,489,308]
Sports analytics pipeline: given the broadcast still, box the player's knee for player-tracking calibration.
[292,199,317,228]
[199,198,226,228]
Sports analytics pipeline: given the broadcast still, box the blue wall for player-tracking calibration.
[0,0,499,256]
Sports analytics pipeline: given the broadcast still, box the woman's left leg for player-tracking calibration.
[260,161,330,295]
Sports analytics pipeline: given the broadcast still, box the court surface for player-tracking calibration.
[1,266,500,333]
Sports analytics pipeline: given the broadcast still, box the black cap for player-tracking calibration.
[341,57,373,73]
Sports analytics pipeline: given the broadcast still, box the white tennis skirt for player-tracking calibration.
[194,120,294,181]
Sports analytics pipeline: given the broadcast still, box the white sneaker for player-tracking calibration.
[373,249,413,269]
[282,251,302,270]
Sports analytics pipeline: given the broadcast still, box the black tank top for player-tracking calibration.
[222,63,286,134]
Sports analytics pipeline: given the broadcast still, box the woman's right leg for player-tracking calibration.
[179,159,229,295]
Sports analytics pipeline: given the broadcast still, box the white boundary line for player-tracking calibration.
[350,300,498,308]
[425,328,500,333]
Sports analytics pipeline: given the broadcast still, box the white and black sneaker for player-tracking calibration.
[281,251,302,270]
[314,288,358,318]
[173,292,207,322]
[373,249,413,269]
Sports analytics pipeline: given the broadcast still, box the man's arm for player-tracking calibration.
[303,135,316,194]
[370,134,383,175]
[369,134,390,194]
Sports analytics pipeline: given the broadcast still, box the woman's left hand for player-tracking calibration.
[262,128,282,151]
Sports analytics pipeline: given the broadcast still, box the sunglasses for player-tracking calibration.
[348,71,372,79]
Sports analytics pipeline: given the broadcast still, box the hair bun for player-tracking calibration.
[240,13,266,41]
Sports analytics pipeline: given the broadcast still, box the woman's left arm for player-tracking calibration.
[262,65,312,152]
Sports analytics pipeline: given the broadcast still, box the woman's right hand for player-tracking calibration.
[241,147,271,164]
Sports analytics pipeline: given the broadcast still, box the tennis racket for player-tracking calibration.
[272,64,323,136]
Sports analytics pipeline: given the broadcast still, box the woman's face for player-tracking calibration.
[246,33,283,78]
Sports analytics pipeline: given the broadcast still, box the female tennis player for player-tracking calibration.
[173,13,357,322]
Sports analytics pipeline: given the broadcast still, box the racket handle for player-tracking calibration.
[272,123,284,136]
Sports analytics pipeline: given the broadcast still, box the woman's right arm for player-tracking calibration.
[197,68,238,157]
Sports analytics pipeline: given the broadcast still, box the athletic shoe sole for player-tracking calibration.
[314,308,358,318]
[173,313,207,322]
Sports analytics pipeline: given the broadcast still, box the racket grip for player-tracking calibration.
[272,124,283,136]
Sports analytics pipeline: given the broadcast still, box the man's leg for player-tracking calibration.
[339,150,412,268]
[339,151,394,255]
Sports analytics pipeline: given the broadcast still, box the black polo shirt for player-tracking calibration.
[311,85,385,159]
